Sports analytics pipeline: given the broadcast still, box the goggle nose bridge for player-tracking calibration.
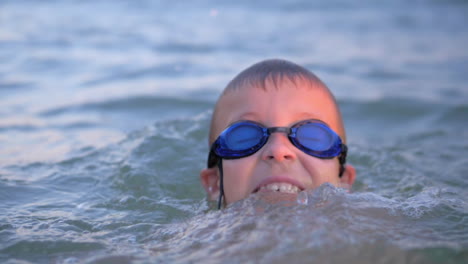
[266,126,294,136]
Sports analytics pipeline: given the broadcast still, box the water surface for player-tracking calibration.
[1,0,467,263]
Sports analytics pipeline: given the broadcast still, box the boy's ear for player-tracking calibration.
[200,168,220,201]
[339,164,356,189]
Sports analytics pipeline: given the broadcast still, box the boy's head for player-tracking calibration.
[200,59,356,207]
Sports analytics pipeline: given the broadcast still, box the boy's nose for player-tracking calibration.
[261,133,297,162]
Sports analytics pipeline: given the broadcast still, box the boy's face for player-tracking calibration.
[201,78,355,205]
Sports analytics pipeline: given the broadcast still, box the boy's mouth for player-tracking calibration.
[253,179,304,194]
[257,182,301,194]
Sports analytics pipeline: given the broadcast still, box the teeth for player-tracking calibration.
[259,183,300,194]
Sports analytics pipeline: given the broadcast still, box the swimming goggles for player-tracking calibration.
[208,119,347,168]
[206,119,348,209]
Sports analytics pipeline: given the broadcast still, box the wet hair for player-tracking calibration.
[222,58,326,95]
[209,59,342,145]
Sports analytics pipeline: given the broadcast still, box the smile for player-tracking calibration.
[253,178,305,194]
[258,182,301,194]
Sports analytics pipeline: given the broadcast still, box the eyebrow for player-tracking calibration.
[295,113,333,128]
[237,112,260,121]
[233,112,330,127]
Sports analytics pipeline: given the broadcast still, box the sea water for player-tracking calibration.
[1,0,467,263]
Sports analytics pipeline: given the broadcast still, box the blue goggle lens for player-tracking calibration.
[295,122,334,151]
[224,122,264,151]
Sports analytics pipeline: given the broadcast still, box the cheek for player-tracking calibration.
[301,157,341,186]
[220,158,258,203]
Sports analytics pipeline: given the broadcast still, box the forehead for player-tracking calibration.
[211,78,344,143]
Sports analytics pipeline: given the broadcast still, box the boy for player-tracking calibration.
[200,59,356,209]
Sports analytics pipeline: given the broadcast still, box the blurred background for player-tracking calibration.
[1,0,467,263]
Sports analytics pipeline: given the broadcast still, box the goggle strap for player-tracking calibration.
[338,144,348,177]
[217,159,224,210]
